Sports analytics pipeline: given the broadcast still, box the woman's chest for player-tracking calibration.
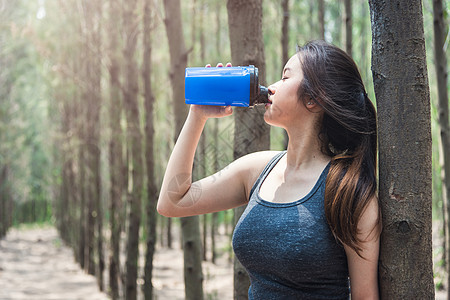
[232,203,345,275]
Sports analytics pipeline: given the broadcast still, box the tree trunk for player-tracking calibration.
[318,0,325,40]
[123,0,144,298]
[163,1,204,299]
[142,1,158,299]
[369,0,435,298]
[227,0,270,298]
[74,2,88,266]
[107,0,123,298]
[210,1,222,265]
[344,0,352,56]
[82,0,104,286]
[281,0,290,149]
[0,167,4,238]
[432,0,450,297]
[281,0,290,68]
[60,109,70,243]
[78,102,87,271]
[91,1,104,290]
[0,166,7,238]
[359,0,369,83]
[79,0,96,277]
[198,1,208,263]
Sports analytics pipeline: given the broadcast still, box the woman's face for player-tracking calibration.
[264,54,306,128]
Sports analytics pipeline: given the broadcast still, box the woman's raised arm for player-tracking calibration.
[157,104,276,218]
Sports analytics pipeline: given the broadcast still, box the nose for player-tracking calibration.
[268,85,276,96]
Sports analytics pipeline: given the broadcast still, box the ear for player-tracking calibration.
[306,98,323,113]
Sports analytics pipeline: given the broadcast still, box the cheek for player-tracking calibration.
[264,102,295,125]
[288,82,301,100]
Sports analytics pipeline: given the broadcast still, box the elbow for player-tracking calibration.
[156,201,173,218]
[157,196,180,218]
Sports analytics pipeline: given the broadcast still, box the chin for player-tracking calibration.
[263,111,282,128]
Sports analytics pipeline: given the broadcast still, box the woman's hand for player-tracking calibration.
[189,62,233,122]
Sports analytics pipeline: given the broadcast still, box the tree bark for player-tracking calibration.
[142,1,158,299]
[318,0,325,40]
[73,2,88,266]
[123,0,144,298]
[198,1,208,263]
[344,0,352,56]
[281,0,290,68]
[281,0,290,149]
[91,1,104,290]
[369,0,435,298]
[78,99,87,271]
[107,0,123,298]
[82,0,104,287]
[227,0,270,298]
[210,1,223,265]
[432,0,450,297]
[163,1,204,299]
[0,166,7,238]
[79,0,96,277]
[359,0,369,83]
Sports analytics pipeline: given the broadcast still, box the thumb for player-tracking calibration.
[224,106,233,115]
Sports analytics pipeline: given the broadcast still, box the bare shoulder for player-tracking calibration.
[358,196,382,242]
[233,150,282,198]
[234,150,281,173]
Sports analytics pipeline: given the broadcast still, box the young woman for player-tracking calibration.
[157,40,381,300]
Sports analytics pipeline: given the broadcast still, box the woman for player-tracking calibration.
[157,40,381,299]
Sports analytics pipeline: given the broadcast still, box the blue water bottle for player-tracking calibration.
[185,65,269,107]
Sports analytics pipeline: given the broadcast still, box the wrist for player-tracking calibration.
[188,106,209,124]
[187,108,208,127]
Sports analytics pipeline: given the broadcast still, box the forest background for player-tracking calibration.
[0,0,449,299]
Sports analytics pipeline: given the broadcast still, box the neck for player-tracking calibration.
[285,126,330,171]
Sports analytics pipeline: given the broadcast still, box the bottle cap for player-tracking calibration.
[249,65,269,106]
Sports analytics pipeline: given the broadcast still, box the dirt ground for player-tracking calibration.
[0,225,233,300]
[0,224,447,300]
[0,226,109,300]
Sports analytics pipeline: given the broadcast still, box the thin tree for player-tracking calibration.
[163,0,204,299]
[142,0,159,299]
[344,0,352,56]
[318,0,325,40]
[359,0,369,83]
[210,0,223,265]
[107,0,123,298]
[123,0,144,298]
[432,0,450,296]
[281,0,290,149]
[79,0,96,276]
[90,0,104,290]
[369,0,435,298]
[227,0,270,298]
[71,0,88,267]
[0,166,9,238]
[198,2,209,262]
[281,0,290,69]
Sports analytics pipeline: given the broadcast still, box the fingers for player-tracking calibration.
[217,62,232,67]
[224,105,233,115]
[204,62,232,68]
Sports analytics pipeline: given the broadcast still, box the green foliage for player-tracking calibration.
[0,0,53,225]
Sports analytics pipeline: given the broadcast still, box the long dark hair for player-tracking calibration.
[297,40,379,254]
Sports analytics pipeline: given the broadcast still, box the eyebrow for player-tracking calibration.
[282,67,291,75]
